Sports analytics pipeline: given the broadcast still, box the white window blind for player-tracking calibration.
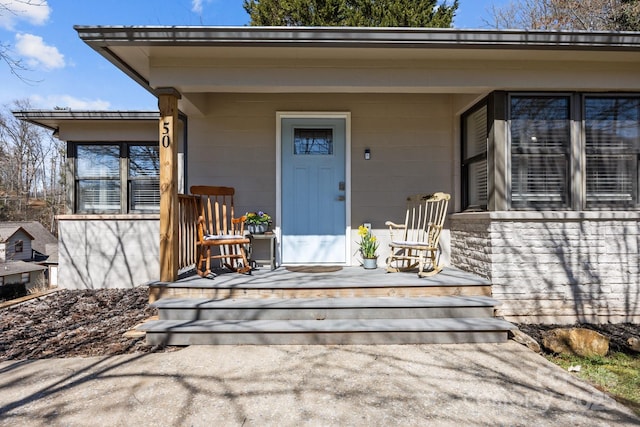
[463,105,488,209]
[510,96,570,209]
[75,143,160,214]
[76,145,121,212]
[129,145,160,212]
[585,97,639,208]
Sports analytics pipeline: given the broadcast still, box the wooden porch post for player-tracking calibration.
[156,87,182,282]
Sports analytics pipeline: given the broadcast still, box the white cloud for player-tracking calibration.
[30,94,111,110]
[15,33,64,69]
[191,0,203,14]
[0,0,51,30]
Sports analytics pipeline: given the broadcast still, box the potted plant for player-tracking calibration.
[357,225,379,269]
[244,211,272,234]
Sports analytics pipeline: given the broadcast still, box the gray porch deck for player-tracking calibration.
[147,266,492,302]
[141,267,513,346]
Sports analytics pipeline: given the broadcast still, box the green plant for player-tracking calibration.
[357,225,379,259]
[245,211,271,225]
[546,352,640,416]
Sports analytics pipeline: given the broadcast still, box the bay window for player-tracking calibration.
[461,92,639,211]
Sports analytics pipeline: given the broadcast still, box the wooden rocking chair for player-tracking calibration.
[191,185,251,276]
[385,192,450,277]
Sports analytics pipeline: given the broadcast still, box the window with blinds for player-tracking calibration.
[510,96,570,209]
[129,145,160,212]
[76,144,121,213]
[74,143,159,214]
[462,104,488,210]
[585,96,639,208]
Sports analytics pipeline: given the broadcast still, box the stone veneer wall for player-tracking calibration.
[449,212,640,324]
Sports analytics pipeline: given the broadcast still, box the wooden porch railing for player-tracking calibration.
[178,194,200,272]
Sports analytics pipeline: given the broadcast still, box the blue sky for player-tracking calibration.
[0,0,507,111]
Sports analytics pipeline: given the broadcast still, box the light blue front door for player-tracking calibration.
[281,117,347,264]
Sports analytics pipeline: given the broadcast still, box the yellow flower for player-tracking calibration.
[358,225,368,236]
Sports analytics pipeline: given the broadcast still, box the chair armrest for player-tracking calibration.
[385,221,405,229]
[385,221,406,241]
[232,216,246,234]
[196,216,206,241]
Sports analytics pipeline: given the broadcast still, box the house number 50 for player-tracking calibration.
[162,121,171,148]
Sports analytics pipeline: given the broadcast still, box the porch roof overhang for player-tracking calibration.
[12,110,159,133]
[75,26,640,99]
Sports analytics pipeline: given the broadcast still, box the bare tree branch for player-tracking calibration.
[0,0,48,81]
[485,0,638,31]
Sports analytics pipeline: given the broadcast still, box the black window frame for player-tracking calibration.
[461,97,489,211]
[71,141,160,214]
[583,94,640,209]
[508,93,572,210]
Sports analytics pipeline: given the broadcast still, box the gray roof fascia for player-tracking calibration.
[13,110,159,121]
[74,26,640,51]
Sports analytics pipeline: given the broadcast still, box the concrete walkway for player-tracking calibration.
[0,342,637,426]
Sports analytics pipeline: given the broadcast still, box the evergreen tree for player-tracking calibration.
[243,0,458,28]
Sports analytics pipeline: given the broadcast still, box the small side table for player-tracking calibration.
[248,233,277,270]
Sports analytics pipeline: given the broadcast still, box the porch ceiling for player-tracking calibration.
[75,26,640,100]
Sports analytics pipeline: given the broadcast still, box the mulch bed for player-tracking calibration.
[0,288,178,361]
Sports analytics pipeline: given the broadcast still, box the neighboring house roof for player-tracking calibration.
[0,222,57,256]
[0,261,47,277]
[0,225,34,243]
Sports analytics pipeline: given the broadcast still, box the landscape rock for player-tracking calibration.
[509,329,541,353]
[628,337,640,352]
[542,327,609,357]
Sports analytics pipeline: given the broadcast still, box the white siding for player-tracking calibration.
[4,230,33,262]
[57,217,159,289]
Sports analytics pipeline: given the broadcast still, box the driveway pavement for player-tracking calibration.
[0,342,637,426]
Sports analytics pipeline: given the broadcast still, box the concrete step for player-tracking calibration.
[138,317,517,346]
[153,296,500,321]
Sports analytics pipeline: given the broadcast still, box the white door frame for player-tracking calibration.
[276,111,352,266]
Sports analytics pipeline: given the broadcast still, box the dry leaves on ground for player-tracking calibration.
[0,288,176,361]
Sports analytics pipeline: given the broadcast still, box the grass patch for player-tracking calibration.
[546,352,640,416]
